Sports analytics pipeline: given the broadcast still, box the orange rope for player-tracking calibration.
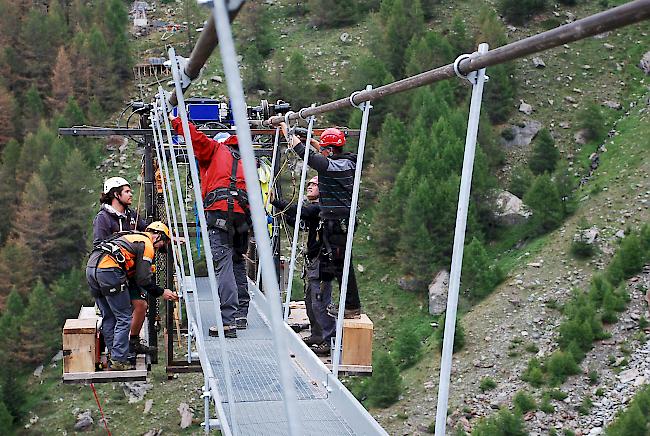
[90,383,112,436]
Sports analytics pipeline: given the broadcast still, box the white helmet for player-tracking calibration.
[103,177,130,194]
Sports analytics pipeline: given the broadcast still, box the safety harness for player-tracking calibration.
[203,145,249,241]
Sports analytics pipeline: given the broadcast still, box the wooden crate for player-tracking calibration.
[63,318,97,374]
[342,314,373,366]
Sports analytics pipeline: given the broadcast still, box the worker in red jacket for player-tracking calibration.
[169,114,249,338]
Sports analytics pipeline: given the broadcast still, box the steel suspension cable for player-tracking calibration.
[209,0,302,433]
[265,0,650,125]
[283,112,315,321]
[167,52,239,435]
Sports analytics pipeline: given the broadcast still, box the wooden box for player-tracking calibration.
[342,314,373,366]
[62,318,97,373]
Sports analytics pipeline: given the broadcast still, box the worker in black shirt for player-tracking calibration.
[279,122,361,320]
[272,176,335,355]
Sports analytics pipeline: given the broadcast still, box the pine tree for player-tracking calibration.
[17,281,60,365]
[394,327,422,369]
[448,16,471,54]
[50,46,74,113]
[379,0,424,78]
[524,174,563,234]
[529,129,560,175]
[51,268,91,320]
[308,0,358,28]
[404,31,454,77]
[374,114,408,182]
[509,164,533,198]
[0,400,12,433]
[0,242,34,300]
[275,51,315,109]
[462,237,503,300]
[243,45,267,92]
[22,84,44,130]
[0,140,21,244]
[0,86,15,146]
[11,173,55,282]
[49,148,94,275]
[105,0,131,79]
[434,313,466,353]
[367,352,401,407]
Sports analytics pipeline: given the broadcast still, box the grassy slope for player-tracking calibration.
[19,0,649,433]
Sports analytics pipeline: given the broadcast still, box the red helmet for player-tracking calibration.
[319,128,345,147]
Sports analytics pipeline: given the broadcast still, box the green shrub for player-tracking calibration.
[571,219,597,259]
[546,389,568,401]
[540,396,555,413]
[471,409,527,435]
[513,391,537,413]
[578,397,593,415]
[498,0,547,25]
[546,351,580,386]
[462,237,505,300]
[638,317,649,329]
[588,369,599,385]
[578,102,607,142]
[529,129,560,175]
[525,343,540,354]
[479,377,497,392]
[525,173,564,234]
[501,127,515,141]
[509,165,534,199]
[606,385,650,434]
[435,314,466,354]
[394,327,422,369]
[367,352,401,407]
[522,358,545,387]
[606,234,644,286]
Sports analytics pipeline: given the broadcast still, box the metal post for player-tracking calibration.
[283,113,315,320]
[168,47,238,436]
[256,128,281,287]
[210,1,302,433]
[434,43,489,436]
[332,85,373,379]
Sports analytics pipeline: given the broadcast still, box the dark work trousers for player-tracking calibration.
[208,226,250,326]
[320,221,361,310]
[86,267,132,362]
[304,258,335,341]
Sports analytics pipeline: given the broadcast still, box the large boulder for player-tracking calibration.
[494,191,531,226]
[428,270,450,315]
[500,120,542,148]
[73,410,93,432]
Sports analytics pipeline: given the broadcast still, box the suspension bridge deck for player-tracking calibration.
[186,277,387,436]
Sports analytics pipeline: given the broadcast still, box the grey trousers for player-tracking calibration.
[304,258,335,342]
[86,267,132,361]
[208,227,250,326]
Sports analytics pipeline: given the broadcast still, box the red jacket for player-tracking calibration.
[171,118,247,213]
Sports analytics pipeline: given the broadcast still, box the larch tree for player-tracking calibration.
[0,139,20,244]
[50,46,74,113]
[0,86,15,146]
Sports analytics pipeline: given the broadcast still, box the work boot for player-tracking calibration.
[327,304,361,319]
[235,318,248,330]
[110,359,133,371]
[302,335,322,346]
[129,337,157,355]
[208,325,237,338]
[311,342,331,356]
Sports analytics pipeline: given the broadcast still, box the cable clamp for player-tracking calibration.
[297,107,310,120]
[348,90,363,110]
[453,53,479,84]
[284,111,295,127]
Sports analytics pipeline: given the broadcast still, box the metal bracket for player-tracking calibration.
[453,52,489,85]
[165,55,192,90]
[348,90,363,110]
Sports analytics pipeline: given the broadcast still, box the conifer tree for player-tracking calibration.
[404,31,454,77]
[0,86,15,146]
[308,0,358,28]
[0,140,21,244]
[394,327,422,369]
[275,52,315,109]
[509,164,533,198]
[18,281,60,365]
[23,85,44,130]
[105,0,132,79]
[374,114,408,182]
[462,237,503,300]
[239,1,274,57]
[50,46,74,113]
[0,400,12,432]
[243,45,267,92]
[448,16,471,54]
[11,173,55,282]
[49,148,94,274]
[524,174,563,234]
[0,242,34,299]
[529,129,559,174]
[379,0,424,78]
[51,268,91,320]
[367,352,401,407]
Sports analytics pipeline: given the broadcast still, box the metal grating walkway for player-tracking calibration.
[185,277,386,435]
